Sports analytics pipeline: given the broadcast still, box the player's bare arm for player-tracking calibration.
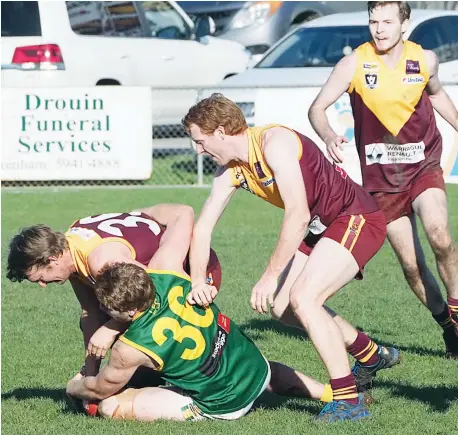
[132,203,194,226]
[250,128,311,314]
[66,340,150,401]
[85,242,146,359]
[147,204,194,274]
[70,276,108,374]
[308,53,357,163]
[425,49,458,131]
[188,166,236,306]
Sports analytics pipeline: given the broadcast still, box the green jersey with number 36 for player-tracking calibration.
[119,270,268,415]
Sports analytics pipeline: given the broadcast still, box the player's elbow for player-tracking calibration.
[178,205,194,219]
[286,208,310,233]
[308,101,325,121]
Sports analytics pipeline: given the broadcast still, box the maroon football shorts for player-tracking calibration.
[299,210,386,276]
[371,168,446,224]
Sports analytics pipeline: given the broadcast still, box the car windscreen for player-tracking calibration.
[1,1,41,37]
[256,25,371,68]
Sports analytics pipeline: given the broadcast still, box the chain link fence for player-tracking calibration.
[3,77,458,189]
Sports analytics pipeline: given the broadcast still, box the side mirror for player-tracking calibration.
[195,16,216,39]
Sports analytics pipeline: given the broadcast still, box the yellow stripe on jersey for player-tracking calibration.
[228,124,303,209]
[146,269,191,282]
[349,41,429,136]
[119,335,164,370]
[66,232,137,280]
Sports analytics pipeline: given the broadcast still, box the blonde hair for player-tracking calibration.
[182,93,248,135]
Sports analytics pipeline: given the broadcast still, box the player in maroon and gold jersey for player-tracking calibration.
[308,1,458,359]
[181,93,400,422]
[6,204,221,378]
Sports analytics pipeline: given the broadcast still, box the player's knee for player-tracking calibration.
[98,396,118,419]
[271,304,285,321]
[289,289,317,316]
[427,226,453,258]
[401,261,421,282]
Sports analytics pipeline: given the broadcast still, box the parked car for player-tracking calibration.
[1,0,250,88]
[1,1,252,147]
[178,1,367,59]
[206,9,458,124]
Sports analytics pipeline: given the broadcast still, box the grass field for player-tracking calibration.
[2,186,458,435]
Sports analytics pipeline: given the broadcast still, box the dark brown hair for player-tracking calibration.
[95,263,155,312]
[368,2,411,22]
[182,93,248,135]
[7,225,68,282]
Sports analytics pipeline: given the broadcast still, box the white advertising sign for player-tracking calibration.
[1,87,153,181]
[254,86,458,185]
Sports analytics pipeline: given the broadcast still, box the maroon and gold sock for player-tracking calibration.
[330,374,358,404]
[432,303,455,330]
[447,296,458,322]
[347,330,379,366]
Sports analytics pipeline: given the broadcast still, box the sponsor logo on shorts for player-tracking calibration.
[401,75,425,85]
[350,221,361,235]
[365,141,426,165]
[363,62,378,71]
[181,403,204,421]
[406,59,420,74]
[365,73,378,89]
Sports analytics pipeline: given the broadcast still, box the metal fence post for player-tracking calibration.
[195,88,204,186]
[197,153,204,186]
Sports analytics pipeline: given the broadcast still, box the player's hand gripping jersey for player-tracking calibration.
[120,271,269,416]
[349,41,442,192]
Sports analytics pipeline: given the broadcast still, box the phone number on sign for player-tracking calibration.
[56,159,120,169]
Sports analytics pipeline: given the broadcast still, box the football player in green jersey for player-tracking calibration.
[66,206,332,421]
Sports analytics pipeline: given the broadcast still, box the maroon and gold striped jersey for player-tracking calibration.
[65,212,165,284]
[349,41,442,193]
[228,125,379,235]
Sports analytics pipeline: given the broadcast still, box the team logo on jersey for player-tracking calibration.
[149,300,161,315]
[199,326,228,377]
[406,59,420,74]
[401,76,425,85]
[236,171,254,194]
[67,226,97,241]
[262,178,275,187]
[254,161,266,179]
[217,313,231,334]
[363,62,378,71]
[365,73,378,89]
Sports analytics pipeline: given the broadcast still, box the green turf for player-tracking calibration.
[2,186,458,435]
